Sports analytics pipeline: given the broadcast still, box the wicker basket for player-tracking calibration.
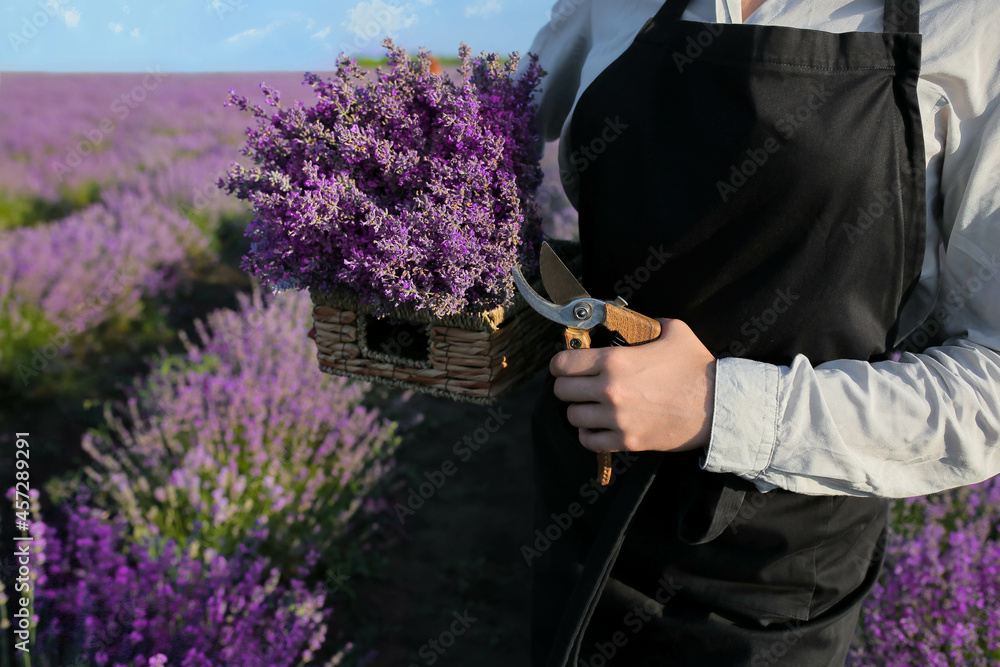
[307,238,581,405]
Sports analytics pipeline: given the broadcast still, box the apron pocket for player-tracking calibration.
[675,471,753,546]
[622,467,833,625]
[672,487,831,624]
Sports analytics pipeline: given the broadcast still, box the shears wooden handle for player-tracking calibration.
[565,304,661,486]
[510,244,663,489]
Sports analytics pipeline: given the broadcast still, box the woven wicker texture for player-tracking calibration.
[309,239,581,333]
[310,239,581,404]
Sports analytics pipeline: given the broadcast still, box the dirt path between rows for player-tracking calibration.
[352,367,551,666]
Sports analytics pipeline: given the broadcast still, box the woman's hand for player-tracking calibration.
[550,318,716,454]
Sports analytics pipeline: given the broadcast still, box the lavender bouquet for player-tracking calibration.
[221,39,546,319]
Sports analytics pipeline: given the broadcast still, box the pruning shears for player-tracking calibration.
[513,242,662,486]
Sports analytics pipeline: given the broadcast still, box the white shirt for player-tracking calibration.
[526,0,1000,497]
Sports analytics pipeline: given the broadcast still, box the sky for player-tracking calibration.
[1,0,553,72]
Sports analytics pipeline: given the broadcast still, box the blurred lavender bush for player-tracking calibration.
[0,72,291,217]
[848,476,1000,666]
[18,492,341,666]
[80,287,401,584]
[0,190,208,378]
[0,73,307,382]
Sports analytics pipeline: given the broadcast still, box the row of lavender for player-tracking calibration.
[3,288,400,665]
[0,73,309,382]
[1,72,405,664]
[0,70,578,381]
[0,70,273,425]
[0,189,205,384]
[0,68,572,664]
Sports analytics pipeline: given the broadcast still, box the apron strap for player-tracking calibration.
[651,0,690,25]
[544,451,667,667]
[884,0,920,34]
[655,0,919,34]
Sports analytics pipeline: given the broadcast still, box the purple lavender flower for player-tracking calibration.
[0,71,302,210]
[221,39,546,318]
[27,497,333,666]
[849,476,1000,666]
[81,287,401,582]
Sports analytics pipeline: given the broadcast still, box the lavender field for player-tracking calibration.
[0,70,996,666]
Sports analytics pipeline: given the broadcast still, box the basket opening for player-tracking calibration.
[364,316,430,364]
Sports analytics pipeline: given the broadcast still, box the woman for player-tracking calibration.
[524,0,1000,665]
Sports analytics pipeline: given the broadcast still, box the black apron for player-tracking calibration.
[530,0,925,665]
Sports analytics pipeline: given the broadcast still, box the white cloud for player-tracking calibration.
[108,21,124,33]
[344,0,418,39]
[464,0,501,18]
[312,25,331,40]
[42,1,81,27]
[206,0,237,12]
[226,20,283,45]
[62,7,80,27]
[130,27,140,37]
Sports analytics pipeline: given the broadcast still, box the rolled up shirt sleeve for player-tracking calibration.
[704,339,1000,497]
[702,35,1000,498]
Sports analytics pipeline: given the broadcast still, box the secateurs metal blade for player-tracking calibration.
[513,242,662,486]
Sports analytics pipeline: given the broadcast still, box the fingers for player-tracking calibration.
[549,346,609,377]
[578,426,623,453]
[565,401,615,429]
[552,374,606,403]
[564,403,625,453]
